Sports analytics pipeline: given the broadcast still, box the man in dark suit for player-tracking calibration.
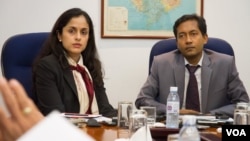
[135,14,249,118]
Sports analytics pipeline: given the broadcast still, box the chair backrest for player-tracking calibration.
[149,37,234,74]
[1,32,49,101]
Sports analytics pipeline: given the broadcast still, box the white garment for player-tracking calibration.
[66,55,99,114]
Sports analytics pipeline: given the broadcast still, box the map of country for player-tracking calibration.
[107,0,198,31]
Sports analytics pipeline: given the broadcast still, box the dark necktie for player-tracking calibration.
[186,64,200,112]
[70,64,94,114]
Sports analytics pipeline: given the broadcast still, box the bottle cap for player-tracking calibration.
[182,115,196,125]
[170,86,178,92]
[236,102,249,110]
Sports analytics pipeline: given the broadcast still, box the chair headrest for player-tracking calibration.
[1,32,50,101]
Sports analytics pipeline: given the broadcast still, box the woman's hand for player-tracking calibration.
[0,77,44,141]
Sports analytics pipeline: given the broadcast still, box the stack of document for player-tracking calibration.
[18,111,95,141]
[61,113,112,124]
[194,115,233,127]
[179,115,233,128]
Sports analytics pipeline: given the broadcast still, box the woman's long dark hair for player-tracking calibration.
[33,8,104,87]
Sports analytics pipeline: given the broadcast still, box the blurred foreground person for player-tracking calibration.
[0,77,44,141]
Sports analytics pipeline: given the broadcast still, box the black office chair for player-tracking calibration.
[1,32,49,102]
[149,37,234,74]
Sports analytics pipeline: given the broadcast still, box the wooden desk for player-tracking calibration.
[81,125,125,141]
[80,124,221,141]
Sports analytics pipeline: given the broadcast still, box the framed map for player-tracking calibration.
[101,0,203,39]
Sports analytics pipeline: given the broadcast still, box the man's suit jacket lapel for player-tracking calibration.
[63,68,78,96]
[173,50,213,112]
[201,51,212,113]
[173,52,185,108]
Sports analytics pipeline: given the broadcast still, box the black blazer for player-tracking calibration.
[33,54,117,117]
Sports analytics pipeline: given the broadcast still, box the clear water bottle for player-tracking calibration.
[166,86,179,128]
[179,115,200,141]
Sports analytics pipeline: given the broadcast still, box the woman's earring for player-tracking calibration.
[59,40,62,42]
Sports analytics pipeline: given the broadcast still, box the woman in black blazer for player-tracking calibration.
[32,8,117,117]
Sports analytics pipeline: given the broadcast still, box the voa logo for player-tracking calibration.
[226,129,246,136]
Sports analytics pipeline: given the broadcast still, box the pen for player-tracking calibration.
[63,113,89,116]
[61,113,102,118]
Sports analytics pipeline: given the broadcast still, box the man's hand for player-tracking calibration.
[180,109,201,115]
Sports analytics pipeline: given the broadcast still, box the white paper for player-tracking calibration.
[67,115,112,124]
[17,111,95,141]
[179,115,216,120]
[94,116,112,122]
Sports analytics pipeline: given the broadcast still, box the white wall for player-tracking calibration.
[0,0,249,109]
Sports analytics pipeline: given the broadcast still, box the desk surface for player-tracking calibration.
[80,124,221,141]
